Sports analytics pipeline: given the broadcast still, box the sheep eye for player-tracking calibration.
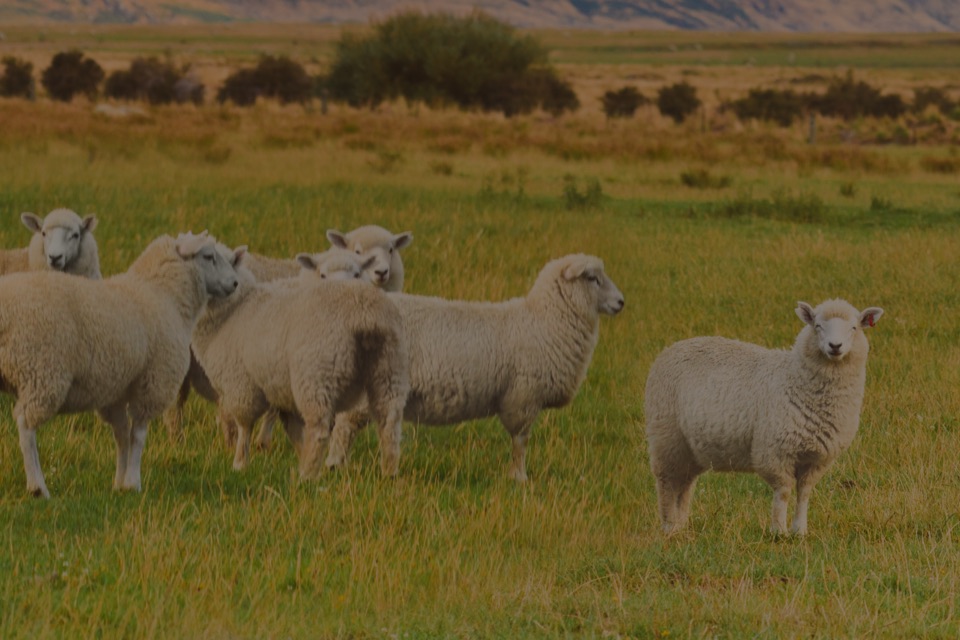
[203,253,214,262]
[321,274,327,279]
[71,232,80,240]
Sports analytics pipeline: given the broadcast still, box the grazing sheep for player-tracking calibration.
[0,232,239,497]
[0,209,101,279]
[325,253,625,481]
[326,225,413,290]
[644,299,884,536]
[191,250,409,478]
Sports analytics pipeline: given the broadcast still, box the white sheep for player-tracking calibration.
[326,225,413,290]
[325,253,625,481]
[191,250,409,478]
[163,224,413,438]
[0,232,239,497]
[0,209,101,279]
[644,299,884,536]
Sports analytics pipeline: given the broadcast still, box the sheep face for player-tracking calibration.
[796,300,884,362]
[297,251,376,282]
[560,256,625,317]
[327,225,413,288]
[21,209,96,272]
[177,232,240,298]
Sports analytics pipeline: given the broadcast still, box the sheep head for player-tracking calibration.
[326,225,413,289]
[556,254,625,317]
[176,231,240,299]
[22,209,97,272]
[796,299,883,362]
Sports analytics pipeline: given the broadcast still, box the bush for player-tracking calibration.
[657,81,700,124]
[327,10,578,117]
[217,55,313,106]
[0,56,34,99]
[562,174,603,210]
[813,72,906,120]
[601,86,648,119]
[912,86,955,116]
[105,57,203,105]
[730,88,808,127]
[41,50,104,102]
[680,168,731,189]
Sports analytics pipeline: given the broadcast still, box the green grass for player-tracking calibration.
[0,39,959,635]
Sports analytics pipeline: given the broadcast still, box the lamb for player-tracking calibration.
[326,225,413,290]
[644,299,884,536]
[0,232,239,497]
[325,253,625,482]
[0,209,101,279]
[191,249,409,478]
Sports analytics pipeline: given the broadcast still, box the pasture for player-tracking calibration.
[0,25,959,638]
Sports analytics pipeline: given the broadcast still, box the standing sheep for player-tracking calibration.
[644,299,884,536]
[325,253,625,482]
[191,250,409,478]
[0,209,101,279]
[163,224,413,439]
[0,232,239,497]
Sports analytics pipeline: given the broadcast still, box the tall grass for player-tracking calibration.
[0,38,959,636]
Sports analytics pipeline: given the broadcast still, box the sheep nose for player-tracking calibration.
[828,342,842,351]
[231,279,239,291]
[48,254,64,268]
[375,269,388,280]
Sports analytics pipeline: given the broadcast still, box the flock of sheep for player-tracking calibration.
[0,208,883,536]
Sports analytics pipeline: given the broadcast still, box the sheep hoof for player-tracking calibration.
[29,487,50,499]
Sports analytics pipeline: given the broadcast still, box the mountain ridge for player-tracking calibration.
[2,0,959,32]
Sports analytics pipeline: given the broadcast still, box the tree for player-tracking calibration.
[105,57,202,105]
[730,88,808,127]
[657,81,701,124]
[326,10,578,117]
[0,56,34,99]
[600,86,648,119]
[41,50,104,102]
[217,55,313,106]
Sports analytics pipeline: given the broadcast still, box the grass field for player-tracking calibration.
[1,25,960,638]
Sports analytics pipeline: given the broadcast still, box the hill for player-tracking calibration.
[2,0,959,32]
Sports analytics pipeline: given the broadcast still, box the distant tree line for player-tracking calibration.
[2,18,956,129]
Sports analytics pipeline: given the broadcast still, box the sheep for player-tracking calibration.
[644,299,884,536]
[0,209,101,279]
[325,253,625,482]
[0,231,239,497]
[162,224,413,439]
[326,225,413,290]
[191,249,409,478]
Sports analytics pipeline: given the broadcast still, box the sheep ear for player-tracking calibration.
[361,255,377,271]
[296,253,320,271]
[796,302,816,326]
[21,213,42,234]
[860,307,883,329]
[175,231,210,258]
[232,245,247,266]
[326,230,348,249]
[81,215,98,233]
[562,258,589,281]
[392,232,413,250]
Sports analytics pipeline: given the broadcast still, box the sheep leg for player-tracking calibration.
[120,422,149,492]
[217,404,238,449]
[162,374,192,441]
[16,413,49,498]
[372,403,403,477]
[654,473,699,534]
[326,411,366,469]
[98,404,133,491]
[298,414,334,480]
[762,471,793,535]
[500,403,539,482]
[792,464,829,535]
[254,407,280,451]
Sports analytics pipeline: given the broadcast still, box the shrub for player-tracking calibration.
[105,57,203,105]
[813,72,906,120]
[0,56,34,99]
[41,50,104,102]
[562,174,603,210]
[601,86,648,119]
[730,88,808,127]
[217,55,313,106]
[680,168,731,189]
[657,81,700,124]
[912,86,955,116]
[327,10,578,117]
